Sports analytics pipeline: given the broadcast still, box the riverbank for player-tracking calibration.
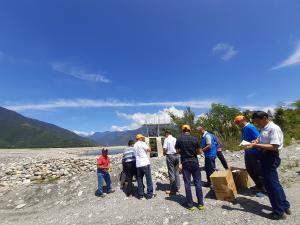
[0,144,300,225]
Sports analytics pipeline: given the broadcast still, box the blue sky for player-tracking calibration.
[1,0,300,135]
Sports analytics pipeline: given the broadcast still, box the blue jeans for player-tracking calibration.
[261,151,290,216]
[136,165,153,198]
[204,156,216,185]
[97,169,112,195]
[182,160,204,208]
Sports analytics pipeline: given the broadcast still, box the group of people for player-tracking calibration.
[95,110,291,220]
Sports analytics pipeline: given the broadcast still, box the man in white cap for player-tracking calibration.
[133,134,154,199]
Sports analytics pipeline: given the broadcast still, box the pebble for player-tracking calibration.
[163,218,169,224]
[78,191,83,197]
[15,203,26,209]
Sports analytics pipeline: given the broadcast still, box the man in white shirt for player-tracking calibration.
[245,111,290,220]
[163,130,180,195]
[133,134,154,199]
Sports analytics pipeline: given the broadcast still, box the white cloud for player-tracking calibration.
[51,62,111,83]
[240,105,276,114]
[111,107,184,131]
[5,99,214,112]
[73,130,95,137]
[271,41,300,70]
[212,43,239,60]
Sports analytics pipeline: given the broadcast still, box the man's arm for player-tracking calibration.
[143,142,151,152]
[196,148,203,155]
[202,135,212,152]
[245,143,279,152]
[163,139,167,156]
[97,159,109,170]
[175,140,181,154]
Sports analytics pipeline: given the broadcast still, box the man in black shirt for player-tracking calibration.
[175,125,204,211]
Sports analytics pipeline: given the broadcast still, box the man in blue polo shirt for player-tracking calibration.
[234,115,265,196]
[196,126,217,188]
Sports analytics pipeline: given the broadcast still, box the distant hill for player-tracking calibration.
[0,107,96,148]
[89,124,172,146]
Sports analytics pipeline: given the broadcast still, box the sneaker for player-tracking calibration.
[107,189,115,194]
[187,206,197,212]
[285,208,291,215]
[255,192,267,197]
[95,191,105,197]
[197,205,205,210]
[146,193,157,200]
[268,212,286,220]
[96,193,106,198]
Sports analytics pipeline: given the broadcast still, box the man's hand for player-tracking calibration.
[179,164,182,174]
[244,143,256,150]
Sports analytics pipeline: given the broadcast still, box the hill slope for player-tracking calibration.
[0,107,95,148]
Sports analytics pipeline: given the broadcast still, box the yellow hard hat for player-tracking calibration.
[136,134,145,140]
[181,124,191,132]
[234,115,246,124]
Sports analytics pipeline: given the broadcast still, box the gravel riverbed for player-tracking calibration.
[0,145,299,225]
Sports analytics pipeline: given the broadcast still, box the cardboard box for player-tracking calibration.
[210,170,237,202]
[230,167,253,189]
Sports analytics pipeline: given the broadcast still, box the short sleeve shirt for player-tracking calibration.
[175,134,200,163]
[242,123,260,154]
[97,156,110,168]
[163,135,177,154]
[134,141,151,168]
[259,122,284,150]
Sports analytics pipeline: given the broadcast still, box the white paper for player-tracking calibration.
[239,140,251,147]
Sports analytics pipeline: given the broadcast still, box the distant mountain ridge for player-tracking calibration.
[88,124,172,146]
[0,107,95,148]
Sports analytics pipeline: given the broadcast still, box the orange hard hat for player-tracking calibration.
[136,134,145,140]
[181,124,191,132]
[234,115,246,124]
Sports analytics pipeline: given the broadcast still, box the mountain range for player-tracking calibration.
[0,107,95,148]
[88,124,171,146]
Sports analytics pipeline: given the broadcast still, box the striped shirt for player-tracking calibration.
[122,147,136,163]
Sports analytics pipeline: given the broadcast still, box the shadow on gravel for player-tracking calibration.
[204,188,216,200]
[237,188,255,197]
[221,197,272,219]
[165,194,187,208]
[156,182,169,192]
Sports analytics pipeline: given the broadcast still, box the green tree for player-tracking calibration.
[196,103,242,150]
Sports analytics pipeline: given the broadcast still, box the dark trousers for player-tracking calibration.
[136,165,153,198]
[182,160,204,208]
[245,153,265,190]
[261,151,290,216]
[166,154,180,192]
[205,156,216,185]
[217,151,229,169]
[122,161,137,195]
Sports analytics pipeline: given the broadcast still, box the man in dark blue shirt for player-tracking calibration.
[234,115,265,196]
[175,124,204,211]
